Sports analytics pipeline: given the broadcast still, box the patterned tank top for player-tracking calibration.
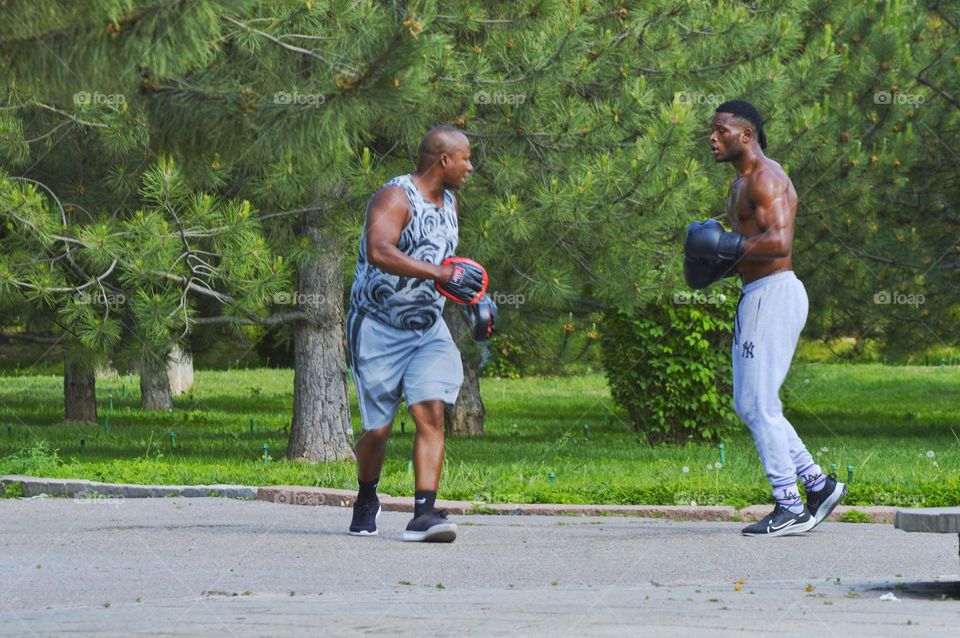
[349,174,459,330]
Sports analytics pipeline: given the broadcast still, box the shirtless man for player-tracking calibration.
[684,100,847,537]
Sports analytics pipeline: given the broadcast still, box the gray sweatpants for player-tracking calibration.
[732,271,815,497]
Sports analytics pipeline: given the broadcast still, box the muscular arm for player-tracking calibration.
[741,170,794,261]
[366,186,452,281]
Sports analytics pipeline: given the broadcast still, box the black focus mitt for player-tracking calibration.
[460,295,497,341]
[436,256,488,305]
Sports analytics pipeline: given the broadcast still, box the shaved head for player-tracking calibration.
[418,126,469,167]
[414,125,473,191]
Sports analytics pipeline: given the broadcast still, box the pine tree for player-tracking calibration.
[2,0,956,445]
[789,0,960,362]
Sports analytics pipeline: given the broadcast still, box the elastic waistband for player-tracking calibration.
[347,307,438,334]
[741,270,797,295]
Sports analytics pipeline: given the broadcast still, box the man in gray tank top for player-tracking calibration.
[346,126,478,542]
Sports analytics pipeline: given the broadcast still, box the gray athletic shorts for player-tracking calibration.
[347,310,464,431]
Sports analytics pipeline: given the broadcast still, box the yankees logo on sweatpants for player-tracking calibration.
[733,270,817,498]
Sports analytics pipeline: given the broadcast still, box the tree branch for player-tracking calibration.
[222,15,341,69]
[917,75,960,110]
[192,312,307,326]
[0,332,60,344]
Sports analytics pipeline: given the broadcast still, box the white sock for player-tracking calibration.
[798,463,826,493]
[774,482,805,514]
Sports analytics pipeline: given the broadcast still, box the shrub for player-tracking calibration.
[600,286,740,444]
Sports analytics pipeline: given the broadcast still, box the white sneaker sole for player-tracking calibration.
[348,504,381,536]
[742,516,817,537]
[810,483,848,528]
[402,522,458,542]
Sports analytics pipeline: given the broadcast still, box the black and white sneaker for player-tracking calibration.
[805,474,847,528]
[402,509,457,542]
[742,503,816,537]
[349,498,381,536]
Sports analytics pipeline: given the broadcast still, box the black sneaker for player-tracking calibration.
[742,503,816,537]
[402,509,457,542]
[349,498,381,536]
[805,474,847,528]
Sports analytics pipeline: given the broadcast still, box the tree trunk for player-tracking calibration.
[140,352,173,410]
[443,304,485,436]
[167,345,194,396]
[64,356,97,424]
[286,220,355,462]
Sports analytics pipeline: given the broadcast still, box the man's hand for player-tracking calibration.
[435,257,488,305]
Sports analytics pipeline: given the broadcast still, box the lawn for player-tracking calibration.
[0,364,958,508]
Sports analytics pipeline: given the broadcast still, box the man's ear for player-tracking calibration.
[741,126,753,146]
[439,152,449,168]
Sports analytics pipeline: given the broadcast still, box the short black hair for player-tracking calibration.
[715,100,767,150]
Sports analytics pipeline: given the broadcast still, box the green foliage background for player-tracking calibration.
[0,0,957,433]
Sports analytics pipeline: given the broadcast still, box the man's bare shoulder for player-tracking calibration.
[369,184,408,209]
[746,159,791,200]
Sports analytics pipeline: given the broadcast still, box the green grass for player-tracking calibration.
[0,364,958,507]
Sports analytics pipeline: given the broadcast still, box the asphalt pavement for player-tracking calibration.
[0,497,957,636]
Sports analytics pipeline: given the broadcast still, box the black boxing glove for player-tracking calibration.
[683,256,738,290]
[684,219,745,262]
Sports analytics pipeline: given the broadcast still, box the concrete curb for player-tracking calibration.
[257,485,899,524]
[894,506,960,533]
[1,476,899,523]
[0,475,256,500]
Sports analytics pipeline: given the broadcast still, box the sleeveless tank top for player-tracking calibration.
[349,174,459,330]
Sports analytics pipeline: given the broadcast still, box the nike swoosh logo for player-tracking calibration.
[769,519,796,531]
[415,498,427,504]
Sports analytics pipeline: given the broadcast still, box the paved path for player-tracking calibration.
[0,498,956,636]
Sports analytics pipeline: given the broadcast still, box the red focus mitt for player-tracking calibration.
[435,256,488,305]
